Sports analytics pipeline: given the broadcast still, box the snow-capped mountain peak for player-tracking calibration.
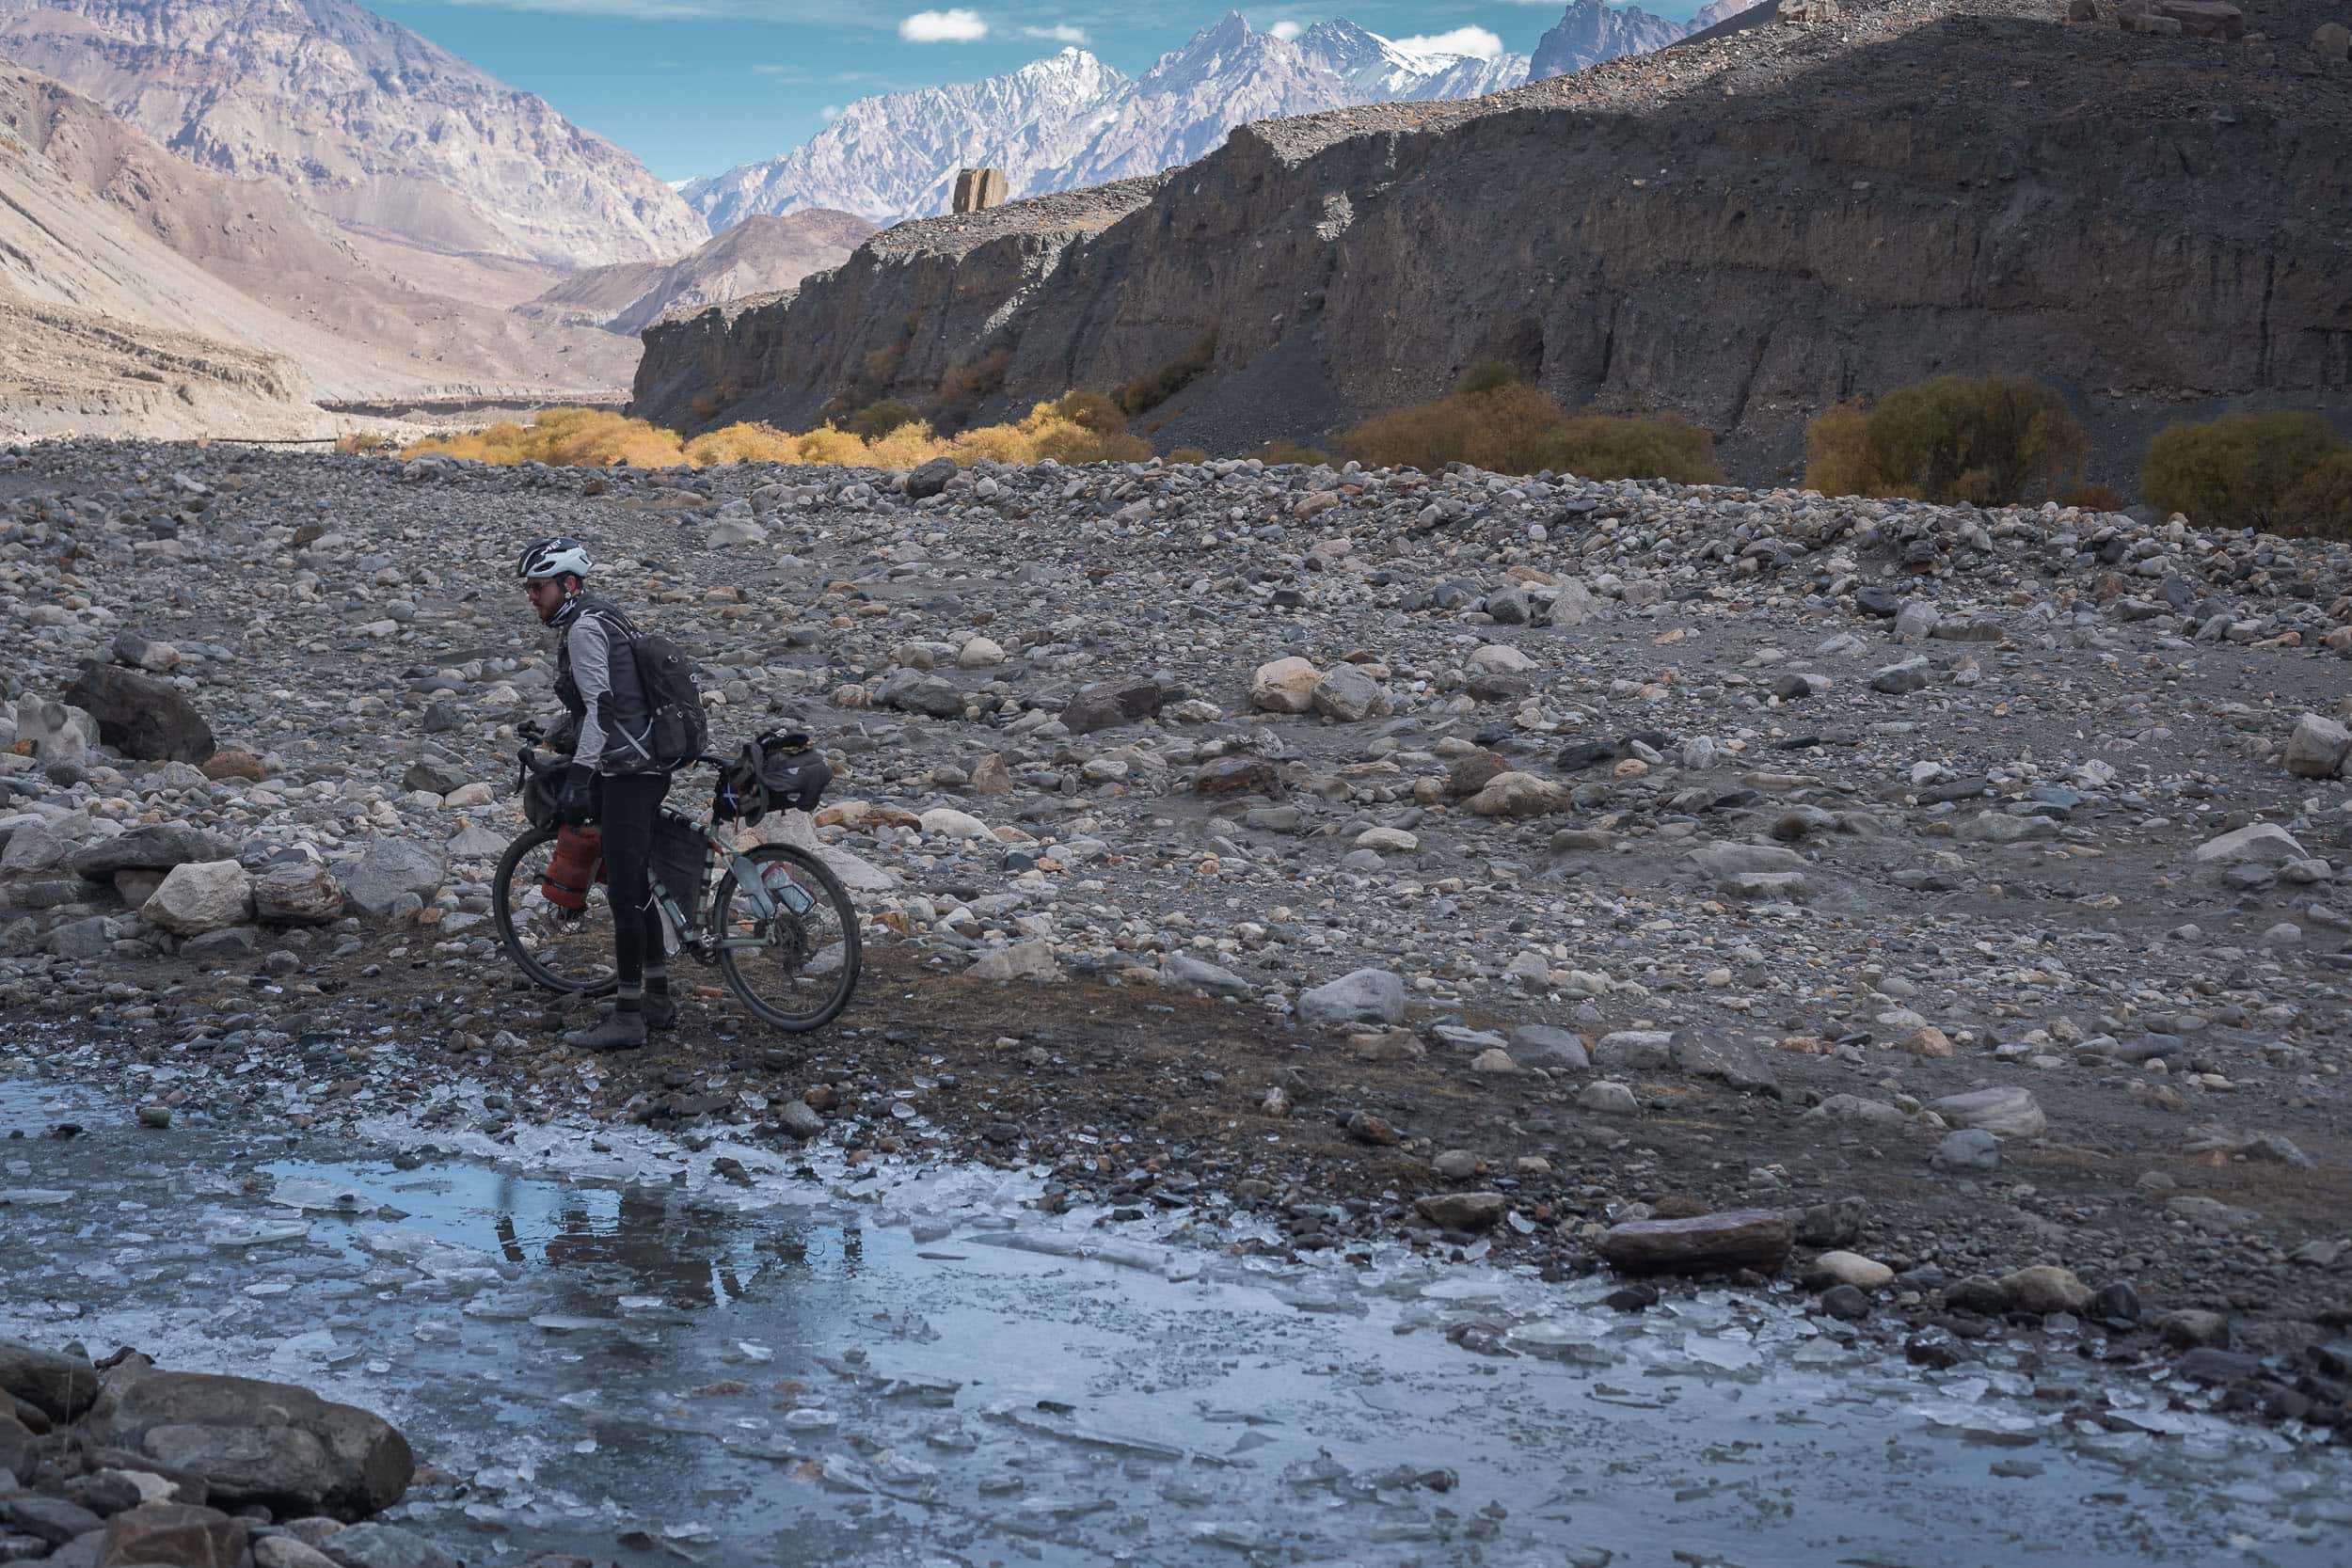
[686,6,1681,231]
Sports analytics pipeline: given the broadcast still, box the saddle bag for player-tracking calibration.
[759,734,833,813]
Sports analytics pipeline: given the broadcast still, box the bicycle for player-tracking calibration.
[491,742,861,1032]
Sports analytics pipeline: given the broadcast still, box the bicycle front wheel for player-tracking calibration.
[492,825,619,994]
[712,844,860,1032]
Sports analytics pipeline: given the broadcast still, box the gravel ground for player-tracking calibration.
[2,439,2349,1423]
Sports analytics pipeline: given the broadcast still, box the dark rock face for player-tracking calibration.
[635,14,2351,480]
[61,662,215,763]
[87,1368,415,1523]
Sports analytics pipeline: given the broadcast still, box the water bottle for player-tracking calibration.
[765,867,815,916]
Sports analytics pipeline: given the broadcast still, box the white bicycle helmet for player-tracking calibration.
[517,536,593,581]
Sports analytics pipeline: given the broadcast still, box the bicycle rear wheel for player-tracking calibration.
[492,825,619,994]
[711,844,860,1032]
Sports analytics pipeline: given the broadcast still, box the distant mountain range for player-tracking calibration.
[686,5,1693,231]
[0,0,707,267]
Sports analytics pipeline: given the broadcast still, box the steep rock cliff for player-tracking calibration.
[635,3,2352,479]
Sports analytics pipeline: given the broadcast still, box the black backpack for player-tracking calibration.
[628,627,708,771]
[593,608,708,771]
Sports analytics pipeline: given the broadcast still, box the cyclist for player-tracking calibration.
[517,536,675,1049]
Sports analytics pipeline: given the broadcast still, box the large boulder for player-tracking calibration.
[1060,679,1162,736]
[97,1501,247,1568]
[1309,664,1386,722]
[0,1338,100,1423]
[141,861,255,937]
[1298,967,1406,1027]
[0,816,104,876]
[253,863,347,926]
[12,698,98,764]
[62,663,215,763]
[341,841,444,917]
[1927,1085,2047,1139]
[1597,1211,1794,1275]
[904,455,958,499]
[2284,713,2350,779]
[2191,823,2305,865]
[1467,772,1570,816]
[1248,657,1321,714]
[87,1368,414,1523]
[1193,754,1280,798]
[1684,841,1808,878]
[68,823,233,880]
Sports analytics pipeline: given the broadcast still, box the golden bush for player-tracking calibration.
[1168,445,1210,466]
[2282,451,2352,541]
[404,408,685,468]
[682,422,801,467]
[1804,375,2088,505]
[1055,389,1128,436]
[2141,411,2344,531]
[861,420,950,469]
[789,424,870,466]
[1340,382,1720,483]
[948,423,1038,466]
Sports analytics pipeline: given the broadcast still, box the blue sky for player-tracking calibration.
[368,2,1708,182]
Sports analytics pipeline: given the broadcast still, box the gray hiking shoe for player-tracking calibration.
[564,1005,647,1051]
[644,990,678,1032]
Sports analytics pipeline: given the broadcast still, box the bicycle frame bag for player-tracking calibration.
[541,824,604,911]
[650,813,707,925]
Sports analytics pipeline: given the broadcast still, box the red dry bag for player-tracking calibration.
[541,824,605,911]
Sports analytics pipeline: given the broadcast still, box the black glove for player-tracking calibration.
[556,765,596,825]
[517,718,545,744]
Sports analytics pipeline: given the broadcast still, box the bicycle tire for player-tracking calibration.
[491,825,616,994]
[711,843,861,1032]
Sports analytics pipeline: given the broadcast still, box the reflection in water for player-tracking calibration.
[262,1158,837,1310]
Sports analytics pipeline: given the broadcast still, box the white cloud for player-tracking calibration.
[1021,23,1089,43]
[819,103,843,120]
[1267,20,1302,40]
[899,8,988,40]
[1391,25,1505,60]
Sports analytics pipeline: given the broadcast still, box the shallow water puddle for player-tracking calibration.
[3,1074,2345,1567]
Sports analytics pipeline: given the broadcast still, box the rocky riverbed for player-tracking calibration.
[2,440,2349,1440]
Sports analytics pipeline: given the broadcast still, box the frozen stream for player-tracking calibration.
[3,1074,2346,1568]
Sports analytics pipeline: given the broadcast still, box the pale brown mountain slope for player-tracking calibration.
[0,0,706,267]
[0,58,636,435]
[522,211,878,338]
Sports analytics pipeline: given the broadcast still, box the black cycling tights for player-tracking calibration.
[598,771,670,990]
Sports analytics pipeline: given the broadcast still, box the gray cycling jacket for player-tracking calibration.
[548,594,660,776]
